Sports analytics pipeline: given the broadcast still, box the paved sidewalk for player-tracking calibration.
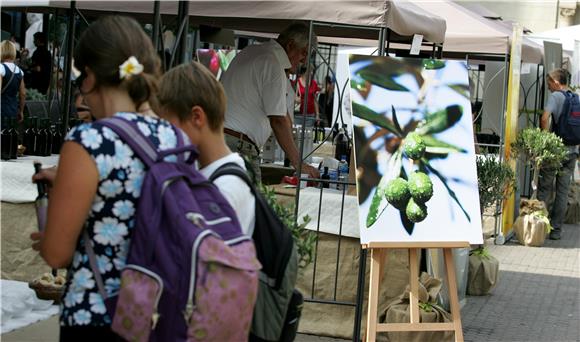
[297,223,580,342]
[462,223,580,342]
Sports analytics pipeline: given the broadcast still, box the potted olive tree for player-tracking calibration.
[469,156,515,295]
[510,128,567,246]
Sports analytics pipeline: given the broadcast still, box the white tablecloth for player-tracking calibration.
[297,187,360,238]
[1,280,59,334]
[1,155,59,203]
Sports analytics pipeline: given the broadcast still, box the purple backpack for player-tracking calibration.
[84,116,261,341]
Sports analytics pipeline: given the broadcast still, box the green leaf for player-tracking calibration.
[352,102,402,137]
[366,150,403,228]
[352,55,424,88]
[448,84,470,98]
[350,74,368,92]
[416,105,463,135]
[423,59,446,70]
[391,105,403,135]
[422,135,467,154]
[423,161,471,223]
[356,69,409,91]
[366,188,386,228]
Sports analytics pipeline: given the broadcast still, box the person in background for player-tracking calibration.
[28,32,51,94]
[9,35,21,62]
[318,75,334,127]
[295,65,320,119]
[29,16,179,340]
[1,40,26,122]
[538,68,579,240]
[158,61,255,237]
[221,23,319,181]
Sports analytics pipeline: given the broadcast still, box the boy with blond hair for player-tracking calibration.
[158,61,301,342]
[157,61,255,236]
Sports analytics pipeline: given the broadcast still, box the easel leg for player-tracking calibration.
[408,248,420,323]
[443,248,465,342]
[366,248,383,342]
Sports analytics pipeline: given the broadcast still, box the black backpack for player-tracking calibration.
[553,90,580,146]
[209,162,294,290]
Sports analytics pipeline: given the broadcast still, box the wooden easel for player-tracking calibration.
[363,241,469,342]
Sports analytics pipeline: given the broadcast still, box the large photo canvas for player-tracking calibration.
[349,55,483,244]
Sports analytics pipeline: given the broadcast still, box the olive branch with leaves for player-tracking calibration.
[351,57,472,235]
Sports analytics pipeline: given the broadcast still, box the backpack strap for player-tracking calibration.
[99,116,198,167]
[84,230,109,298]
[1,64,15,94]
[209,162,257,195]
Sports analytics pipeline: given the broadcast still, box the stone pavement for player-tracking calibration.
[462,223,580,342]
[297,223,580,342]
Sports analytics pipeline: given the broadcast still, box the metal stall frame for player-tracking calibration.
[462,46,545,244]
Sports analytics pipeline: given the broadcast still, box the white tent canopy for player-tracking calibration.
[411,0,543,63]
[528,25,580,86]
[2,0,446,43]
[528,25,580,54]
[302,0,543,64]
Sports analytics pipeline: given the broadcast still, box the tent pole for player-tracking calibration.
[62,0,76,132]
[495,46,509,241]
[152,0,160,52]
[177,0,189,65]
[378,27,385,56]
[386,28,391,55]
[533,64,540,127]
[294,20,315,220]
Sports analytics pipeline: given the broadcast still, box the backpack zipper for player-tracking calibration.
[184,229,214,322]
[186,212,232,226]
[124,265,164,330]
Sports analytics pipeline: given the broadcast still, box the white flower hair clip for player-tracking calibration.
[119,56,144,80]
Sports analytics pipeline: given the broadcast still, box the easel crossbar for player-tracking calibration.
[377,323,456,332]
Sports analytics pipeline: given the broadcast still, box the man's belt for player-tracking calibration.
[224,128,259,149]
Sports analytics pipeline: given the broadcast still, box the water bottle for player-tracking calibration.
[338,156,349,191]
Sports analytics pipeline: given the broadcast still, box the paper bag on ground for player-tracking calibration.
[513,214,549,247]
[467,250,499,296]
[514,199,550,247]
[380,272,453,342]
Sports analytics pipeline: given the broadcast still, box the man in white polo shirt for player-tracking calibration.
[221,23,320,181]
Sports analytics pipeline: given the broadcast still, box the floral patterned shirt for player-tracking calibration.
[60,112,184,326]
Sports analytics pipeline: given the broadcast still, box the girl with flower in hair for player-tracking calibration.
[30,16,187,340]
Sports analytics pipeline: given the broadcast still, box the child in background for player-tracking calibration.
[157,61,255,236]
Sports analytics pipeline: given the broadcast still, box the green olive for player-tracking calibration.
[408,171,433,203]
[406,198,428,223]
[383,178,411,210]
[403,133,426,160]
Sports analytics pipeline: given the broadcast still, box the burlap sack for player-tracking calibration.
[565,183,580,224]
[513,199,550,247]
[513,214,549,247]
[380,273,453,342]
[297,233,416,339]
[467,251,499,296]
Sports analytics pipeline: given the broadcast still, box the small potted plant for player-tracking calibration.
[510,128,567,246]
[469,156,515,295]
